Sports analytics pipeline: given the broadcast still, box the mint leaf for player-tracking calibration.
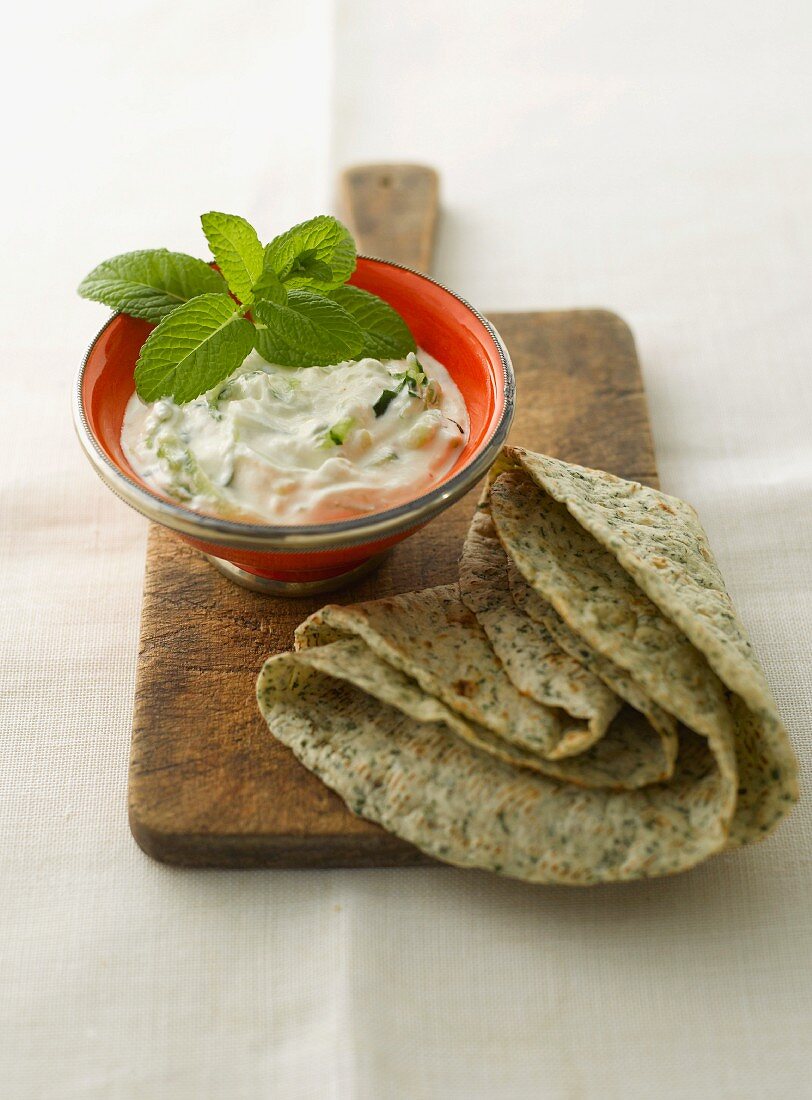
[134,293,255,403]
[78,249,227,323]
[253,290,363,367]
[251,263,287,307]
[264,215,356,291]
[200,211,264,303]
[328,285,416,360]
[285,250,334,285]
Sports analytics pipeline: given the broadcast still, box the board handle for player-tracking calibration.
[340,163,439,274]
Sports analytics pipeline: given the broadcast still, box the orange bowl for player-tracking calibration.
[73,257,515,594]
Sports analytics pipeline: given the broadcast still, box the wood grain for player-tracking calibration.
[129,308,657,866]
[341,164,439,271]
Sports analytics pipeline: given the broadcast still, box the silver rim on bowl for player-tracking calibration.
[72,257,516,562]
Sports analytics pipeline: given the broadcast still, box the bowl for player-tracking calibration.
[73,256,515,595]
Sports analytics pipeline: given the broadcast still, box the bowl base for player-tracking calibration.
[204,551,390,596]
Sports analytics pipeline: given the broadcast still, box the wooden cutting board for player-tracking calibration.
[129,165,658,867]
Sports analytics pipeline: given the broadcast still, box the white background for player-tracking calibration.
[1,2,811,1097]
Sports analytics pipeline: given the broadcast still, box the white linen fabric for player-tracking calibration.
[1,1,810,1096]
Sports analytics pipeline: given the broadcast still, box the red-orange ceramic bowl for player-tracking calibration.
[73,257,515,594]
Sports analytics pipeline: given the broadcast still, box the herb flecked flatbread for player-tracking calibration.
[460,505,678,776]
[507,555,679,749]
[490,449,798,845]
[296,584,603,761]
[459,509,622,742]
[257,655,727,885]
[294,636,676,790]
[256,447,798,884]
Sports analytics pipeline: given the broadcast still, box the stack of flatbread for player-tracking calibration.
[257,448,798,884]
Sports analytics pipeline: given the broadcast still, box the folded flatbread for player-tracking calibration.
[257,448,798,884]
[295,584,611,762]
[459,504,679,773]
[488,449,798,847]
[294,602,675,790]
[258,652,724,884]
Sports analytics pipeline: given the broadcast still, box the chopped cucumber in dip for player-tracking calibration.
[121,350,469,524]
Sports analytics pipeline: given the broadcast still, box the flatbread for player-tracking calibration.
[461,503,678,777]
[295,583,599,761]
[490,449,798,844]
[257,653,729,885]
[255,445,797,883]
[459,507,622,755]
[297,637,676,789]
[507,554,679,749]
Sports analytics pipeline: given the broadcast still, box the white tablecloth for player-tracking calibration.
[2,2,811,1096]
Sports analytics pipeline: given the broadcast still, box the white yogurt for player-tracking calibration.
[121,350,469,525]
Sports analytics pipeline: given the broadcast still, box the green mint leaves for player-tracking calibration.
[251,263,287,307]
[79,212,417,404]
[264,215,356,291]
[134,295,255,404]
[77,250,228,323]
[328,285,416,360]
[254,291,364,367]
[200,212,264,304]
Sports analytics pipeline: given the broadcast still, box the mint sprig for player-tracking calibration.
[78,212,418,403]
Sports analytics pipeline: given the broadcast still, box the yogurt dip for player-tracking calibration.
[121,350,469,525]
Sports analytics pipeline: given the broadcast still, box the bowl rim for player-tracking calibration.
[73,255,515,553]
